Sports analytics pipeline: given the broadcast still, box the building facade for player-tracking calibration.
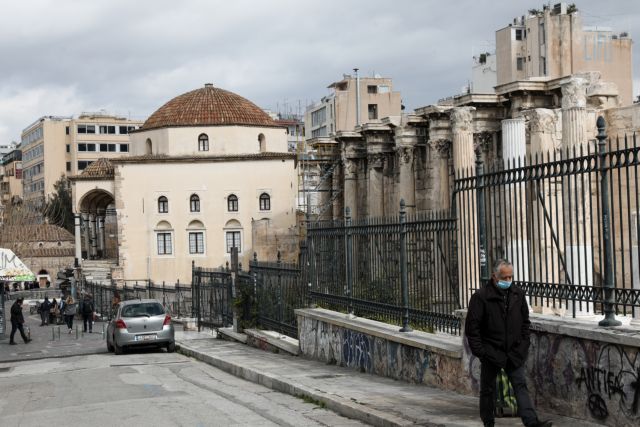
[71,84,298,284]
[20,114,143,207]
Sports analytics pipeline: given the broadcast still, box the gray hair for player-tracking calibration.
[492,259,512,275]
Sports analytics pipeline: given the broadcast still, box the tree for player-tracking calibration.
[43,175,74,234]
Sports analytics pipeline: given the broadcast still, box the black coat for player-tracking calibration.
[10,301,25,324]
[465,282,531,368]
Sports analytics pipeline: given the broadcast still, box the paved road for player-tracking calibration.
[0,351,368,427]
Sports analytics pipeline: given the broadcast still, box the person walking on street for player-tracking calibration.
[465,259,552,427]
[9,298,31,345]
[81,294,95,333]
[64,296,77,333]
[39,296,52,326]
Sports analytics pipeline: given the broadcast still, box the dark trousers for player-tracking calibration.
[82,314,93,332]
[479,360,538,426]
[65,314,74,330]
[10,320,29,343]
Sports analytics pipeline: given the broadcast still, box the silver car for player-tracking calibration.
[106,299,175,354]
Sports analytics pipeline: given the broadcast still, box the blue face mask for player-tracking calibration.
[497,280,512,290]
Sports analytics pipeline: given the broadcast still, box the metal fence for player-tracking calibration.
[456,119,640,323]
[192,266,233,330]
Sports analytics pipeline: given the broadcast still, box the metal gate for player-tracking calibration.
[192,266,233,330]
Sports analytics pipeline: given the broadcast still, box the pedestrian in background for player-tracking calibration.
[39,296,52,326]
[9,298,31,345]
[465,259,552,427]
[81,293,95,333]
[64,295,77,333]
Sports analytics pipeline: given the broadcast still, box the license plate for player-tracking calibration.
[136,334,157,341]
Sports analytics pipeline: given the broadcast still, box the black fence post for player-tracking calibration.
[597,116,622,327]
[399,199,412,332]
[475,146,490,288]
[277,251,284,329]
[345,207,353,316]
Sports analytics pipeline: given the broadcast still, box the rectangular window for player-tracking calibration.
[515,29,523,41]
[99,125,116,134]
[119,126,128,134]
[311,127,327,138]
[311,107,326,127]
[226,231,241,254]
[100,144,108,152]
[157,232,172,255]
[77,160,94,170]
[66,162,71,172]
[516,57,524,71]
[367,85,378,94]
[66,144,70,153]
[368,104,378,120]
[120,144,129,152]
[189,232,205,254]
[108,144,116,152]
[78,143,87,152]
[87,143,96,152]
[66,126,70,135]
[78,125,86,134]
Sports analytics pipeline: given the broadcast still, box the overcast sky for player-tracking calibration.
[1,0,639,143]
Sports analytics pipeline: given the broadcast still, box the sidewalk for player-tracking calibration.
[175,332,603,427]
[0,300,108,363]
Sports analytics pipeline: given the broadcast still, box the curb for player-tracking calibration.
[0,348,109,364]
[177,342,417,427]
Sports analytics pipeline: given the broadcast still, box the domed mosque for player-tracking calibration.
[71,84,297,284]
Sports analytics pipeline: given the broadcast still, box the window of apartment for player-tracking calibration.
[66,162,71,172]
[108,144,116,152]
[78,143,87,152]
[227,194,238,212]
[311,127,327,138]
[188,232,205,254]
[516,57,524,71]
[87,143,96,152]
[99,125,116,134]
[367,85,378,94]
[119,126,128,134]
[120,144,129,152]
[158,196,169,213]
[198,133,209,151]
[66,126,70,135]
[157,232,172,255]
[515,28,524,41]
[311,107,326,127]
[259,193,271,211]
[225,231,241,254]
[77,160,93,170]
[190,194,200,212]
[66,144,70,153]
[77,125,95,134]
[368,104,378,120]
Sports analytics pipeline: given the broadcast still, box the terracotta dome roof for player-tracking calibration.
[141,84,279,130]
[80,158,114,179]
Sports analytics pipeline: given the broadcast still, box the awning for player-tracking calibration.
[0,249,35,282]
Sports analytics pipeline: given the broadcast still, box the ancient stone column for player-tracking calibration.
[97,214,106,257]
[317,163,333,221]
[74,213,82,266]
[398,146,415,214]
[343,158,358,219]
[89,213,98,259]
[81,213,90,260]
[501,118,529,285]
[367,153,385,218]
[332,161,343,221]
[428,139,452,210]
[561,77,594,317]
[527,109,562,313]
[451,107,478,304]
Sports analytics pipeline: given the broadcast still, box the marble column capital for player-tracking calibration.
[343,158,359,178]
[450,107,476,133]
[368,153,385,170]
[473,131,493,153]
[428,138,451,158]
[561,76,588,109]
[397,146,414,165]
[525,109,556,134]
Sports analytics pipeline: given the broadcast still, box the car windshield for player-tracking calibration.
[121,302,164,318]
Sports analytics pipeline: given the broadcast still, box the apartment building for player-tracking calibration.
[305,74,402,140]
[20,114,143,205]
[496,2,633,105]
[0,149,23,207]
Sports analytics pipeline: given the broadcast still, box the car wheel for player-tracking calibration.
[166,341,176,353]
[114,339,124,355]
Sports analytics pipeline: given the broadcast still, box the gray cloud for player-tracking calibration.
[1,0,639,142]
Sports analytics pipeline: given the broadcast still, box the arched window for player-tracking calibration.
[190,194,200,212]
[259,193,270,211]
[158,196,168,213]
[187,220,205,254]
[198,133,209,151]
[227,194,238,212]
[155,221,173,255]
[224,219,242,254]
[146,138,153,155]
[258,133,266,153]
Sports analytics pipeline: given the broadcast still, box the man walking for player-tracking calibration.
[9,298,31,345]
[465,259,551,427]
[81,293,95,333]
[39,296,52,326]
